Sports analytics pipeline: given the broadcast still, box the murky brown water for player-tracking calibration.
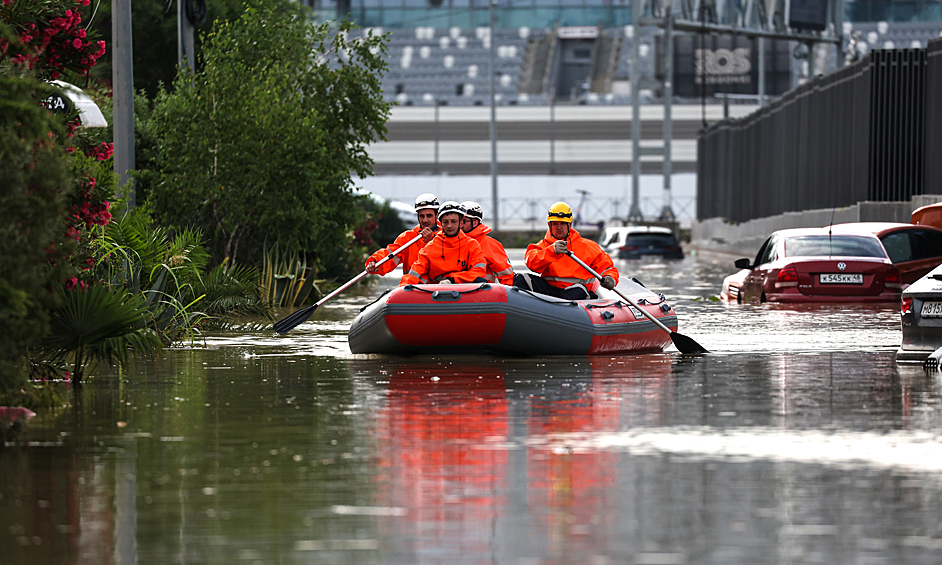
[3,251,942,565]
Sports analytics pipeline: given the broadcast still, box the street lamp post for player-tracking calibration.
[112,0,135,208]
[489,0,499,231]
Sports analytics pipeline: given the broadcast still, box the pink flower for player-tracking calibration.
[0,407,36,426]
[72,38,82,49]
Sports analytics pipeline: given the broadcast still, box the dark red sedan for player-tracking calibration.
[827,222,942,286]
[720,228,902,304]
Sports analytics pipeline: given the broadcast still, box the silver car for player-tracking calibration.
[899,262,942,364]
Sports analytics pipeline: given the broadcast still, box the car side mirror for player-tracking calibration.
[734,258,752,269]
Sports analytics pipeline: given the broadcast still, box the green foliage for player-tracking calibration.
[0,74,76,392]
[357,197,408,253]
[91,207,272,334]
[42,285,163,383]
[83,0,248,95]
[261,243,321,309]
[144,2,391,273]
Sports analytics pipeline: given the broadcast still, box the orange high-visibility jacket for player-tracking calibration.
[401,231,487,285]
[365,225,431,280]
[525,227,619,293]
[464,223,514,285]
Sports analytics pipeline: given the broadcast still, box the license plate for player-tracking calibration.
[820,273,863,284]
[921,301,942,317]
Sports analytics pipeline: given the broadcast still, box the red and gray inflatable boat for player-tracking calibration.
[348,281,678,355]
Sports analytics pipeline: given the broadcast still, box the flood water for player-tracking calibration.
[4,250,942,565]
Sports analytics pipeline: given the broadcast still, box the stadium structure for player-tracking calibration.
[303,0,942,230]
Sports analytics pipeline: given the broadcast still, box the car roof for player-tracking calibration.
[771,227,853,237]
[828,222,942,235]
[613,226,673,234]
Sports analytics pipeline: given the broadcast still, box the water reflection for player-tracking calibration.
[3,253,942,564]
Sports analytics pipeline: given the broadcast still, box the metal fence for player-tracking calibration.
[697,38,942,223]
[495,196,697,230]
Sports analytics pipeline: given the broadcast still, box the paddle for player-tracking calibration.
[564,251,709,354]
[272,232,426,334]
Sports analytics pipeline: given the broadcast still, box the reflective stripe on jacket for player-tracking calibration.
[464,223,514,285]
[524,227,619,293]
[365,225,429,278]
[400,231,487,286]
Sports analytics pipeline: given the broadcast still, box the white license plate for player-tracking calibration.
[820,273,863,284]
[920,301,942,317]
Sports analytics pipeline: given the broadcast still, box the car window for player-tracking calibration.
[602,232,622,247]
[625,234,678,246]
[880,232,913,263]
[784,235,886,258]
[754,237,774,266]
[909,229,942,261]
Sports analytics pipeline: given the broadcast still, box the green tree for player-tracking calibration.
[145,2,390,272]
[83,0,248,96]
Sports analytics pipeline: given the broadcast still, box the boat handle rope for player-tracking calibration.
[402,283,493,295]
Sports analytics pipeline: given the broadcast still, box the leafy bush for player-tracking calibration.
[144,2,391,275]
[0,75,76,391]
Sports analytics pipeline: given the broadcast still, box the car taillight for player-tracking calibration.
[901,297,913,314]
[666,246,681,252]
[884,267,902,289]
[620,245,639,252]
[775,266,799,288]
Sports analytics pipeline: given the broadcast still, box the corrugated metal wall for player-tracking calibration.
[869,48,925,202]
[698,38,942,222]
[926,40,942,194]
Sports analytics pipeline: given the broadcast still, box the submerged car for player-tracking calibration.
[597,226,683,260]
[720,227,902,304]
[828,222,942,285]
[898,262,942,362]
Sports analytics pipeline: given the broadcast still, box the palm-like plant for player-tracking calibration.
[40,208,274,382]
[42,285,163,383]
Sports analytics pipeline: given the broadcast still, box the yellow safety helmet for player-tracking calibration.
[546,202,573,223]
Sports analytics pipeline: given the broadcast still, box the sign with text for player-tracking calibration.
[669,34,793,98]
[558,26,599,39]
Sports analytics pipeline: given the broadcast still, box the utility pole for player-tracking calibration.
[178,0,196,73]
[489,0,499,231]
[659,6,675,222]
[628,4,644,223]
[112,0,135,208]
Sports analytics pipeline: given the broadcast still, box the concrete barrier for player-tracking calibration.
[690,197,942,257]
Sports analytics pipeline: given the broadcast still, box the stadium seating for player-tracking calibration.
[348,21,942,107]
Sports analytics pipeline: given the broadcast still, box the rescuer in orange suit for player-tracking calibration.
[459,201,515,285]
[513,201,619,300]
[401,202,488,286]
[365,193,440,284]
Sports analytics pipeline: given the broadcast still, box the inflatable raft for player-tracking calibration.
[348,281,678,355]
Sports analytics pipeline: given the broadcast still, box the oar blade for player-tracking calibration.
[272,305,318,334]
[670,331,709,354]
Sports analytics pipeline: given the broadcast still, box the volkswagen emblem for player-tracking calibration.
[837,262,847,271]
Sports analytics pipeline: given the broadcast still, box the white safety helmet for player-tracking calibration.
[437,201,466,221]
[460,201,483,220]
[414,193,440,213]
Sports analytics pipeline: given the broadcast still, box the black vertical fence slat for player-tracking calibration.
[698,40,937,223]
[926,40,942,194]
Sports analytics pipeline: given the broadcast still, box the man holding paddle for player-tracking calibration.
[365,193,441,284]
[513,201,619,300]
[459,201,514,285]
[401,202,488,286]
